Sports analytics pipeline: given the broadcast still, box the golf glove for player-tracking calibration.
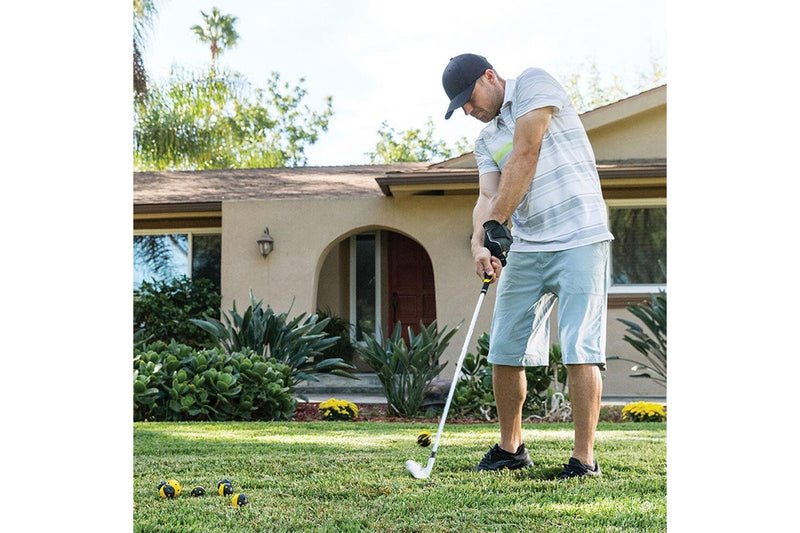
[483,220,511,266]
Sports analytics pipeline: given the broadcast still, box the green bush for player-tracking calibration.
[133,340,296,422]
[316,306,355,364]
[451,334,568,420]
[133,276,220,349]
[609,290,666,388]
[190,291,358,400]
[357,320,458,417]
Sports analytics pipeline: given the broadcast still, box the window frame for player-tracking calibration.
[133,228,222,287]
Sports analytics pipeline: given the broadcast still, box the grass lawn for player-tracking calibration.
[134,421,666,532]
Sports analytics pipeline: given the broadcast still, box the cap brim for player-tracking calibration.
[444,82,476,120]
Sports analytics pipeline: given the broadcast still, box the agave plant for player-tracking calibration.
[191,291,358,398]
[357,320,458,417]
[608,291,666,388]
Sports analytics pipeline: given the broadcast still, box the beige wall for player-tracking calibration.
[221,193,665,399]
[221,194,498,382]
[587,106,666,161]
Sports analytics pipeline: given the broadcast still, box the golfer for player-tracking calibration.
[442,53,614,478]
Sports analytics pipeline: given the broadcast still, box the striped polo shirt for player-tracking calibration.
[474,68,614,252]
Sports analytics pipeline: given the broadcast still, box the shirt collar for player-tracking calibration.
[502,78,516,108]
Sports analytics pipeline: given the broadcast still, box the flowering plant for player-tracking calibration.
[621,401,666,422]
[319,398,359,421]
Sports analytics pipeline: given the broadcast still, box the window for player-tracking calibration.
[608,204,666,292]
[350,232,382,342]
[134,232,221,291]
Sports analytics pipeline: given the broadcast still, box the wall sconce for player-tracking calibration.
[257,227,275,258]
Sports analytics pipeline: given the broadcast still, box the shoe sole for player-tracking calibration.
[476,459,534,472]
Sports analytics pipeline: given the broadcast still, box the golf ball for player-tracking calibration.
[232,493,249,507]
[158,479,181,498]
[417,430,432,447]
[190,486,206,497]
[218,479,234,496]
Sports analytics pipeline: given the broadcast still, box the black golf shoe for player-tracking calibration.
[475,443,534,472]
[557,457,602,479]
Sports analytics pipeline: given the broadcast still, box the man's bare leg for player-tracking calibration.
[566,364,602,465]
[493,364,526,453]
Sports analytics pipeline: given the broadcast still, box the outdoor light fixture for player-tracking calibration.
[257,227,274,258]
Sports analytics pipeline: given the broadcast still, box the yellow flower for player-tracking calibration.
[319,398,358,421]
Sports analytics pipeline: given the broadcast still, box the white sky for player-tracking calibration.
[140,0,666,166]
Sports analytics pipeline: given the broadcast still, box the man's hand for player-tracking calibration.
[483,220,512,266]
[474,247,503,283]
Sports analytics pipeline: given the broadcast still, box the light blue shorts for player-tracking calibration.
[488,241,610,368]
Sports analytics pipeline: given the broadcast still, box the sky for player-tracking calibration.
[140,0,666,166]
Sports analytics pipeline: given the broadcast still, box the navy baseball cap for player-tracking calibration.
[442,53,493,119]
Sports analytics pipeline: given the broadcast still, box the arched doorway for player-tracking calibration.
[316,229,437,369]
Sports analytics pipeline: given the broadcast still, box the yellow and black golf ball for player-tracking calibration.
[417,430,432,447]
[190,486,206,497]
[158,479,181,498]
[232,493,249,507]
[218,479,234,496]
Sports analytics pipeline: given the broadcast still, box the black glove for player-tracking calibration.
[483,220,512,266]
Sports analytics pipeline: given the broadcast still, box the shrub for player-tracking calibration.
[134,276,220,349]
[190,291,358,399]
[357,320,459,417]
[609,291,666,388]
[451,334,568,420]
[622,401,666,422]
[133,340,296,421]
[452,333,495,420]
[319,398,358,421]
[316,306,355,364]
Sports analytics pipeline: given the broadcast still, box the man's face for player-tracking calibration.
[461,73,503,123]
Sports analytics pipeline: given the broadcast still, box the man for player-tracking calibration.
[442,53,614,478]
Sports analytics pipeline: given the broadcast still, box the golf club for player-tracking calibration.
[405,274,493,479]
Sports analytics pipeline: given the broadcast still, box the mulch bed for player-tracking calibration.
[293,402,626,423]
[293,402,491,424]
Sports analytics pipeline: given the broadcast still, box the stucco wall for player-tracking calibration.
[221,194,665,400]
[221,194,498,383]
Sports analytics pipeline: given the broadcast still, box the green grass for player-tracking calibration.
[134,421,666,532]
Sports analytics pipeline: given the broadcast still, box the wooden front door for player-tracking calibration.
[387,232,436,342]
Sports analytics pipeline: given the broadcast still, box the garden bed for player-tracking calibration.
[293,402,626,423]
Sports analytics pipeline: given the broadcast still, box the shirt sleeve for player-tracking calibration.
[512,68,569,120]
[473,136,500,176]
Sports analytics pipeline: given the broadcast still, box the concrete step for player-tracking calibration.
[296,372,383,396]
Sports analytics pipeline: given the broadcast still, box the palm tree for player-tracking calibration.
[133,0,159,99]
[190,7,240,67]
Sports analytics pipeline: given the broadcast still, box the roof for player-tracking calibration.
[134,163,428,211]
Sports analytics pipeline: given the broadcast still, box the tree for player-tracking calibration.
[134,67,333,170]
[366,119,470,164]
[190,7,240,67]
[559,58,666,113]
[133,0,159,99]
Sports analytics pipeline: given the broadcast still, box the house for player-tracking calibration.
[134,84,666,401]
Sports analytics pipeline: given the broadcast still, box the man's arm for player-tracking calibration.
[487,106,554,223]
[472,172,503,279]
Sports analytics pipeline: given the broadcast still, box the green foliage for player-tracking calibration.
[452,334,568,420]
[365,118,471,163]
[133,341,296,421]
[134,67,333,170]
[190,7,240,64]
[609,291,667,388]
[558,57,666,113]
[357,321,459,417]
[190,292,358,399]
[316,306,355,364]
[133,275,221,349]
[452,333,495,420]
